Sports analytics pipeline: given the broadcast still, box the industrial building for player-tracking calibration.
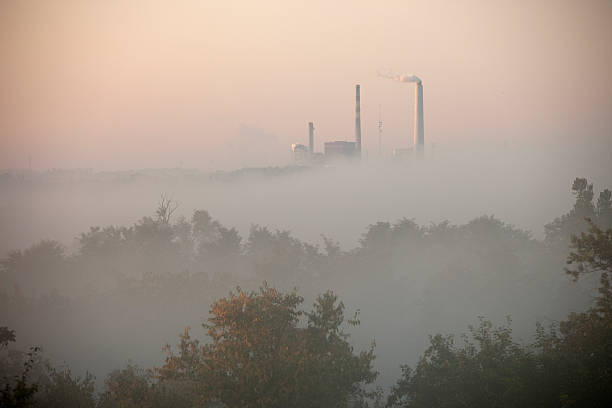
[290,85,362,163]
[291,143,309,162]
[290,76,424,163]
[324,141,357,158]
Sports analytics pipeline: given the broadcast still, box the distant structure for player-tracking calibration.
[379,72,425,157]
[291,143,309,162]
[284,73,430,165]
[290,84,363,163]
[291,122,323,163]
[378,104,383,157]
[355,84,361,156]
[308,122,314,154]
[414,80,424,155]
[324,141,357,159]
[320,84,361,161]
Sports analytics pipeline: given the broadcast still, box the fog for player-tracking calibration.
[2,142,610,392]
[2,139,611,256]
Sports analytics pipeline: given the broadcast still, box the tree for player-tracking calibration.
[571,178,595,218]
[156,194,178,225]
[191,210,218,241]
[321,235,341,258]
[597,189,612,229]
[360,222,393,252]
[566,218,612,310]
[98,364,192,408]
[533,219,612,407]
[197,225,242,260]
[0,327,16,348]
[0,328,40,408]
[159,284,377,408]
[246,227,307,285]
[388,218,612,408]
[35,368,96,408]
[386,318,540,408]
[545,178,600,247]
[1,240,66,276]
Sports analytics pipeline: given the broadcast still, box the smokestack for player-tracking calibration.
[308,122,314,154]
[414,81,424,155]
[378,71,425,156]
[355,84,361,156]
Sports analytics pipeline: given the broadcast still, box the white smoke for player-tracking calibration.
[398,74,421,84]
[378,70,421,84]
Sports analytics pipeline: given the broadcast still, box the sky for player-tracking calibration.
[1,0,611,170]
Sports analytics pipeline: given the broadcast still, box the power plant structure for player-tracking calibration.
[379,72,425,157]
[378,104,383,157]
[324,84,361,160]
[290,75,424,163]
[308,122,314,154]
[292,122,324,163]
[355,84,362,156]
[414,79,424,155]
[324,141,357,159]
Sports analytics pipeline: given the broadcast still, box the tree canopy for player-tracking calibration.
[159,285,377,408]
[388,214,612,408]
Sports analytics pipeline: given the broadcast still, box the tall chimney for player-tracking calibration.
[355,84,362,156]
[308,122,314,154]
[414,81,424,155]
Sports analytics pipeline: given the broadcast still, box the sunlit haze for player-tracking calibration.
[1,0,611,169]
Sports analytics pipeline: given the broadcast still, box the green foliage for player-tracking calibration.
[159,284,377,408]
[98,364,192,408]
[0,330,40,408]
[545,178,611,247]
[189,209,243,279]
[246,226,313,285]
[1,240,66,276]
[537,219,612,407]
[566,218,612,310]
[596,189,612,229]
[387,318,539,408]
[534,309,612,408]
[0,327,16,348]
[2,331,95,408]
[389,217,612,408]
[36,368,96,408]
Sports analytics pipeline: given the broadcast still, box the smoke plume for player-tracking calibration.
[378,70,422,84]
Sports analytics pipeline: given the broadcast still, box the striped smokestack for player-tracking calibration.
[414,81,424,155]
[308,122,314,154]
[355,84,361,156]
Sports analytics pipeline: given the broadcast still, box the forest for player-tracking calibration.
[1,177,611,407]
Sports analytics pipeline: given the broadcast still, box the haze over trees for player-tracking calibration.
[545,178,612,247]
[0,177,610,406]
[387,217,612,408]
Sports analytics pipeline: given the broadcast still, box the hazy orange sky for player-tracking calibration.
[1,0,611,170]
